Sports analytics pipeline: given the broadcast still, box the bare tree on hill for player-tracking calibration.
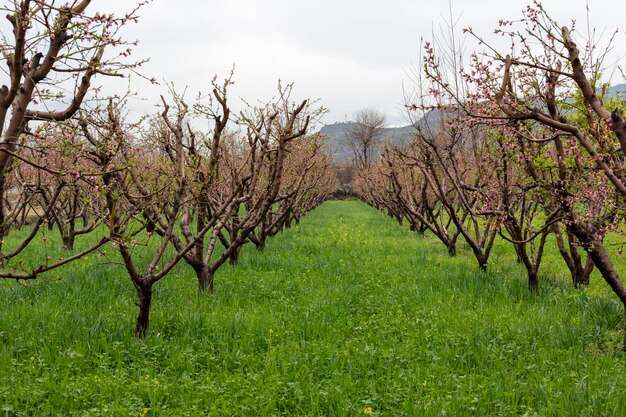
[346,108,386,168]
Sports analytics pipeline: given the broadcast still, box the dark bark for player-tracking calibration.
[134,284,153,338]
[572,230,626,351]
[229,246,241,265]
[586,244,626,304]
[554,225,594,288]
[528,271,539,294]
[284,210,294,228]
[81,211,90,228]
[586,245,626,351]
[573,257,594,288]
[478,260,487,272]
[193,264,214,293]
[62,234,75,251]
[503,218,549,295]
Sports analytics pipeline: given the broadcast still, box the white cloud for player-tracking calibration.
[2,0,625,126]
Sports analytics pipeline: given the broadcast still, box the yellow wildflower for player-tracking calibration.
[363,406,373,414]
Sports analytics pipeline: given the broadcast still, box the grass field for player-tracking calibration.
[1,200,626,416]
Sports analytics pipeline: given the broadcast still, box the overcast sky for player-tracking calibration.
[30,1,626,126]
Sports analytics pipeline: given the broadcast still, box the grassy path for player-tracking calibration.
[1,200,626,416]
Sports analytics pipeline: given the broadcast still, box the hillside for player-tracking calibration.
[320,122,415,163]
[320,109,445,163]
[324,85,626,163]
[609,83,626,97]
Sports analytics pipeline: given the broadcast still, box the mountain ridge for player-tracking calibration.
[319,122,416,163]
[322,84,626,163]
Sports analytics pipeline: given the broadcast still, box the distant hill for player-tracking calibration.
[319,122,416,163]
[319,110,447,163]
[323,85,626,163]
[609,84,626,98]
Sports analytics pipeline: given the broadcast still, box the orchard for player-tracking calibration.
[2,1,626,416]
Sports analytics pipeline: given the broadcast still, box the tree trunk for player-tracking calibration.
[471,247,488,271]
[586,244,626,351]
[528,270,539,294]
[134,284,153,338]
[573,257,593,288]
[62,234,75,251]
[510,237,540,295]
[566,221,626,350]
[81,211,90,228]
[586,245,626,302]
[229,247,241,265]
[17,204,27,229]
[194,264,214,293]
[285,210,293,228]
[447,242,456,256]
[622,304,626,352]
[554,225,593,288]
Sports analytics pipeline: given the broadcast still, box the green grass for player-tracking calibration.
[1,200,626,416]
